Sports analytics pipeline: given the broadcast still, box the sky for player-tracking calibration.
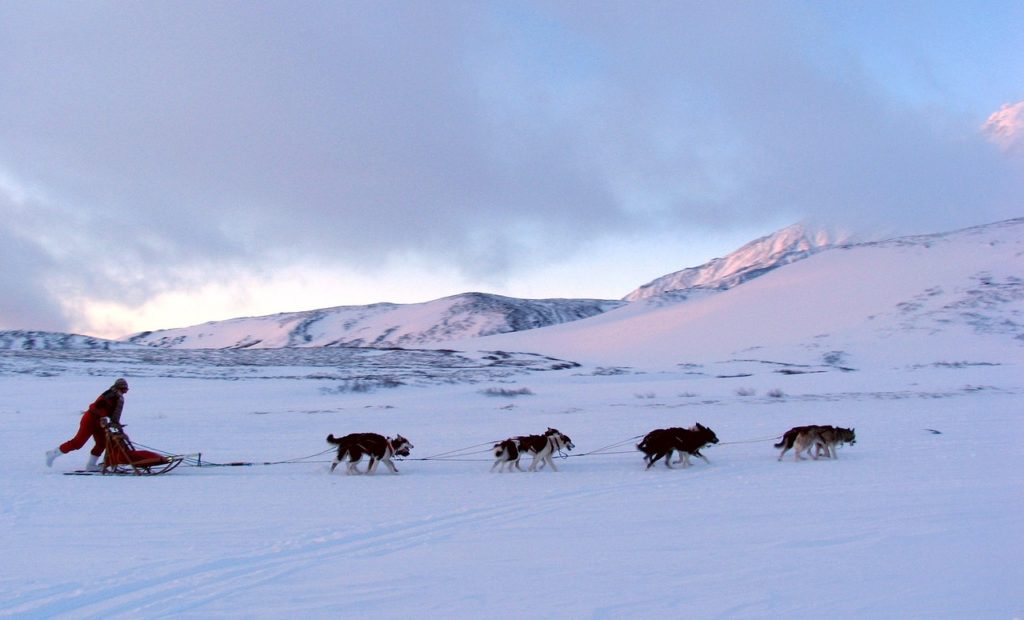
[1,0,1022,339]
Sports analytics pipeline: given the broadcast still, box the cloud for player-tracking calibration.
[983,101,1024,154]
[0,2,1021,334]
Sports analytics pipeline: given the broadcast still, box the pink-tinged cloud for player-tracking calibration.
[983,101,1024,153]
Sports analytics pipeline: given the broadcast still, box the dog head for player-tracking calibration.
[554,431,575,451]
[390,435,413,457]
[839,427,856,445]
[695,423,719,444]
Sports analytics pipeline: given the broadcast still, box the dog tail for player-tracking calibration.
[773,439,785,448]
[326,434,341,444]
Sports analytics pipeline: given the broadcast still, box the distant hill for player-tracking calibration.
[125,293,625,349]
[5,218,1020,359]
[0,330,136,351]
[460,218,1024,367]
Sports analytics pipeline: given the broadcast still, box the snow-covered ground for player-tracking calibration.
[2,217,1022,618]
[2,343,1021,619]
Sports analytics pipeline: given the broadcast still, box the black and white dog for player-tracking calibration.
[326,432,413,474]
[490,438,521,472]
[637,424,719,469]
[493,428,575,472]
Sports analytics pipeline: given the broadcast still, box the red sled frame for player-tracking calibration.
[101,422,186,476]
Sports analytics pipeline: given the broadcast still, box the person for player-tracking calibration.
[46,378,129,471]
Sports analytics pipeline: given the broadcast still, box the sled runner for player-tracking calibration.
[64,421,186,476]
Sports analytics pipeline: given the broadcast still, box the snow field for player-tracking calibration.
[2,356,1022,619]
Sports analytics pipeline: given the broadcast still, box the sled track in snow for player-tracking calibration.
[3,481,628,618]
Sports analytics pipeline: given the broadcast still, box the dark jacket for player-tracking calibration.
[88,387,125,425]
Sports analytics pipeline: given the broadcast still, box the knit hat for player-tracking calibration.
[113,378,129,390]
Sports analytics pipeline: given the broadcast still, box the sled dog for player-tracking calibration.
[326,432,413,474]
[490,438,521,472]
[511,428,575,472]
[637,423,719,469]
[775,425,855,461]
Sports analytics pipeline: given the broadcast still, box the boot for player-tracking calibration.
[45,448,62,467]
[85,454,102,472]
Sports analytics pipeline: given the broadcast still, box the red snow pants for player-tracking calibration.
[59,411,106,457]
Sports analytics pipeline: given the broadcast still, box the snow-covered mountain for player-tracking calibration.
[126,292,625,349]
[623,223,842,301]
[463,217,1024,367]
[3,219,1019,355]
[0,330,136,351]
[116,222,849,349]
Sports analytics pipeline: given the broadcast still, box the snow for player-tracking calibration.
[623,222,843,301]
[2,218,1023,618]
[125,293,623,350]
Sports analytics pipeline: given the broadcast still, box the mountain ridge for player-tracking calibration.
[1,218,1020,352]
[623,223,844,301]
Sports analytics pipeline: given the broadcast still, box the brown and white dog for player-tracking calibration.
[326,433,413,474]
[493,428,575,472]
[775,425,856,461]
[637,424,719,469]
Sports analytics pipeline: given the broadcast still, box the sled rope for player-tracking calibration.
[124,433,785,471]
[192,447,337,468]
[415,441,498,460]
[714,434,783,446]
[567,435,644,457]
[131,440,335,468]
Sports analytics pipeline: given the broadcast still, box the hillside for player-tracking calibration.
[623,223,842,301]
[455,218,1024,368]
[96,222,856,349]
[125,293,624,349]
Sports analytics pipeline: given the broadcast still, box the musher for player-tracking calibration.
[46,378,129,471]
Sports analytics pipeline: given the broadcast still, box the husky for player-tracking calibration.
[512,428,575,472]
[326,433,413,474]
[776,425,855,461]
[490,438,520,473]
[637,423,719,469]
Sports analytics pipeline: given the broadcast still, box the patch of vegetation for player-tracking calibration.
[591,367,632,376]
[320,378,405,394]
[481,387,534,397]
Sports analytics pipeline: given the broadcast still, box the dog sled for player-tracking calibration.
[65,421,189,476]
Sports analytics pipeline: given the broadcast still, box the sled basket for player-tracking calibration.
[100,422,185,476]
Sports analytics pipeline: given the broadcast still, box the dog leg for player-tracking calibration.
[546,454,558,472]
